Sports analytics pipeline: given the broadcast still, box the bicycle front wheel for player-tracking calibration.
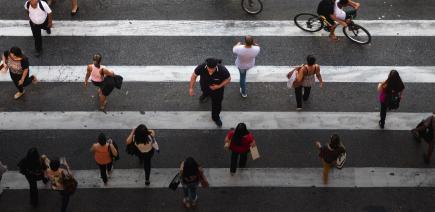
[294,13,324,32]
[241,0,263,15]
[343,24,371,45]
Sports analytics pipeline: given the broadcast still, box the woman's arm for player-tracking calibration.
[126,128,135,144]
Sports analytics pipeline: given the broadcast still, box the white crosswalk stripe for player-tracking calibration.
[3,168,435,189]
[1,66,434,82]
[0,111,428,130]
[1,20,435,36]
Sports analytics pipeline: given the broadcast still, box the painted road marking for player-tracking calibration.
[0,20,434,36]
[2,168,435,189]
[1,66,434,83]
[0,111,428,130]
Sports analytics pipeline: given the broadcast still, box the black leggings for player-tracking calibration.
[380,102,387,126]
[98,163,112,183]
[10,71,34,93]
[294,86,312,108]
[230,151,248,173]
[139,149,154,181]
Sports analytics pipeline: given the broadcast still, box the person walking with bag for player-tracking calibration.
[84,53,117,112]
[315,134,346,185]
[126,124,159,186]
[224,123,256,175]
[411,112,435,164]
[90,133,118,185]
[179,157,208,208]
[377,70,405,129]
[288,55,323,111]
[17,148,48,207]
[233,35,260,98]
[45,157,75,212]
[25,0,53,57]
[2,47,38,100]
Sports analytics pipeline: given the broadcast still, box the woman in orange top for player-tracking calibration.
[90,133,117,185]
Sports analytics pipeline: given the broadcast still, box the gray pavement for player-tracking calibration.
[0,82,434,112]
[0,130,433,170]
[1,37,435,66]
[1,188,435,212]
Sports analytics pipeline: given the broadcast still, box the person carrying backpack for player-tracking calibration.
[377,70,405,129]
[25,0,53,57]
[315,134,346,184]
[44,157,76,212]
[179,157,208,208]
[411,112,435,164]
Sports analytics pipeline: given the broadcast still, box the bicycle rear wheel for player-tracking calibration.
[343,23,371,45]
[241,0,263,15]
[294,13,324,32]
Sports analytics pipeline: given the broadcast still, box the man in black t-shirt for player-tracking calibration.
[189,58,231,127]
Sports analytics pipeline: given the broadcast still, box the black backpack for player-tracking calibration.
[387,91,400,110]
[26,0,46,12]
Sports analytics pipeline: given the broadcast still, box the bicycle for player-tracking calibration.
[294,13,371,45]
[241,0,263,15]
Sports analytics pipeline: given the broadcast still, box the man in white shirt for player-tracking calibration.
[25,0,53,56]
[233,36,260,98]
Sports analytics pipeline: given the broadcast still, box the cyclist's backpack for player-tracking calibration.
[26,0,46,12]
[387,91,400,110]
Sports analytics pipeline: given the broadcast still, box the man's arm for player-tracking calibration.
[189,73,198,96]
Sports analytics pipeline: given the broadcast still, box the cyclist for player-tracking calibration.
[317,0,360,41]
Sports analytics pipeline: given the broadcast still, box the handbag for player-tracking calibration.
[168,173,181,191]
[59,158,78,195]
[336,145,347,169]
[286,69,298,89]
[250,146,260,160]
[109,141,120,161]
[113,75,123,89]
[126,136,139,156]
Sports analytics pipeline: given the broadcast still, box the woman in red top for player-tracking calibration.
[224,123,256,174]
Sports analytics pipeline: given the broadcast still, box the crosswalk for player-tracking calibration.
[0,0,435,211]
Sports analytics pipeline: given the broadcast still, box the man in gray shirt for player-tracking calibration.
[233,36,260,98]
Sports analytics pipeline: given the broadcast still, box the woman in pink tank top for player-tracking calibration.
[84,53,115,111]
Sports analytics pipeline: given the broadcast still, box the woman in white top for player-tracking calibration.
[126,124,159,186]
[84,53,115,111]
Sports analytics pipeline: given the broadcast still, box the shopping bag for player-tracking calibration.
[250,146,260,160]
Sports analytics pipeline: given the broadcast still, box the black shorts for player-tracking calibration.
[92,78,115,96]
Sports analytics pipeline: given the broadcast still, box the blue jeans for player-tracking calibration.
[238,68,248,95]
[182,181,199,203]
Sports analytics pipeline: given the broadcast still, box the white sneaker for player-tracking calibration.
[239,88,247,98]
[14,91,24,100]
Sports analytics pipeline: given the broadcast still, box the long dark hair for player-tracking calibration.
[182,157,199,178]
[329,134,345,154]
[385,70,405,95]
[231,123,249,146]
[24,148,43,170]
[10,46,23,58]
[134,124,151,144]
